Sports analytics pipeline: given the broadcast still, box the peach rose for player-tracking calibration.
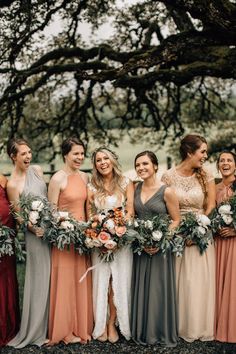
[98,231,111,244]
[104,240,117,250]
[115,225,127,237]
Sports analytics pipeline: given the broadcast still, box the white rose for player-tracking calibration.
[58,211,69,219]
[197,214,211,227]
[92,239,103,247]
[104,240,117,250]
[134,220,139,228]
[85,238,95,248]
[152,230,163,241]
[103,219,116,234]
[197,226,206,235]
[222,214,233,225]
[31,200,44,212]
[29,211,39,225]
[145,220,153,230]
[60,221,74,230]
[219,204,232,215]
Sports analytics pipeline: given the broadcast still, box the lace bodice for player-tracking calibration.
[88,176,130,212]
[162,167,213,214]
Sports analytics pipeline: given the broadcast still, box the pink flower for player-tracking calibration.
[104,240,117,250]
[115,225,127,237]
[98,231,111,244]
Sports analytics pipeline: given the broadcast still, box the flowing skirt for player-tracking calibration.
[215,237,236,342]
[49,246,93,344]
[92,246,132,340]
[176,243,215,342]
[131,251,178,346]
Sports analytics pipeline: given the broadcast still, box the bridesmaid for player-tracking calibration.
[162,134,216,342]
[86,147,134,343]
[0,173,20,347]
[7,138,51,348]
[131,151,180,346]
[48,137,93,345]
[215,151,236,342]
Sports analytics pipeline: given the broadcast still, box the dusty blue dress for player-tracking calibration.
[8,166,51,348]
[131,183,178,346]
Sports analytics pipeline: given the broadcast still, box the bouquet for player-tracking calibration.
[211,195,236,234]
[175,212,212,255]
[15,194,53,234]
[0,223,26,261]
[131,214,182,256]
[46,211,88,253]
[84,207,136,262]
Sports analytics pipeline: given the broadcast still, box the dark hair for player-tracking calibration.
[217,151,236,192]
[134,151,159,172]
[61,137,85,162]
[216,151,236,169]
[7,138,31,162]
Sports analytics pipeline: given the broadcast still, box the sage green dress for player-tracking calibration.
[8,166,50,348]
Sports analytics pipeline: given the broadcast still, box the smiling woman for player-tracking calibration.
[215,151,236,343]
[161,134,216,343]
[7,138,51,349]
[48,136,93,345]
[87,146,134,343]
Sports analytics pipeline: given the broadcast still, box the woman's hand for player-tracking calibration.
[186,239,194,246]
[219,227,236,238]
[144,246,159,255]
[28,223,44,237]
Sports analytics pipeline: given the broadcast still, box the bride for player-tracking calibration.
[87,146,134,343]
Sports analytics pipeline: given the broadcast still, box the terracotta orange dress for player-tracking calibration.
[215,181,236,342]
[48,173,93,344]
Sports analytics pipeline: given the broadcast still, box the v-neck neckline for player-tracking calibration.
[139,183,164,206]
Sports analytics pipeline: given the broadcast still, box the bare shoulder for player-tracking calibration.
[163,185,174,199]
[7,178,17,191]
[32,164,43,177]
[79,171,88,184]
[50,170,66,184]
[6,178,20,200]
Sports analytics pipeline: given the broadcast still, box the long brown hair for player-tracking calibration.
[180,134,208,208]
[91,147,125,201]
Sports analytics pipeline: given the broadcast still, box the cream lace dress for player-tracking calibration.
[162,167,215,342]
[88,177,132,340]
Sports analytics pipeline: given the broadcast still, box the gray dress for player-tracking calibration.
[131,183,178,346]
[8,166,51,348]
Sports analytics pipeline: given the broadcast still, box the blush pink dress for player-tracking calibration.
[48,173,93,344]
[215,181,236,343]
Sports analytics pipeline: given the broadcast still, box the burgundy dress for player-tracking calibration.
[0,176,20,347]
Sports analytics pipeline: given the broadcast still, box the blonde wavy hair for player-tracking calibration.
[179,134,208,209]
[91,147,125,200]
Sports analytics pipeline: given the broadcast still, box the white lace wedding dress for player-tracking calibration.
[88,178,133,340]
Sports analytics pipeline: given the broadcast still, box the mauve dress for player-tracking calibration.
[0,177,20,347]
[48,173,93,344]
[8,166,51,348]
[215,181,236,342]
[131,183,178,346]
